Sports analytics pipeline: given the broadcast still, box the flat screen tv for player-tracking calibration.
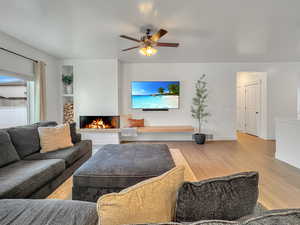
[131,81,180,109]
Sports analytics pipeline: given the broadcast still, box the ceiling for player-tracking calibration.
[1,0,300,62]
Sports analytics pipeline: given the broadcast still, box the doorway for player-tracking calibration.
[236,72,267,139]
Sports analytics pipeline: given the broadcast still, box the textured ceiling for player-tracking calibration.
[0,0,300,62]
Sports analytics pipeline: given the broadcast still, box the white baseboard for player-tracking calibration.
[211,136,237,141]
[122,135,237,142]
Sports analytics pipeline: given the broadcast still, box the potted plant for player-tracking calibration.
[62,74,73,94]
[191,74,210,144]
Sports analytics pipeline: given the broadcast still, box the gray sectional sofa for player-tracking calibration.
[0,121,92,199]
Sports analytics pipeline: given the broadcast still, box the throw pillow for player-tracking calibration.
[175,172,259,222]
[69,122,78,144]
[7,124,40,158]
[128,118,144,127]
[38,124,74,153]
[97,166,185,225]
[0,130,20,167]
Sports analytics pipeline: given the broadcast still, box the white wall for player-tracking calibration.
[276,119,300,169]
[267,65,299,138]
[120,62,300,140]
[0,31,61,122]
[120,63,237,141]
[63,59,119,125]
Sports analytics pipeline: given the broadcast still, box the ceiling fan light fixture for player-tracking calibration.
[139,46,157,56]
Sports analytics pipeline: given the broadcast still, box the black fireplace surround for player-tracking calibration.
[79,116,120,129]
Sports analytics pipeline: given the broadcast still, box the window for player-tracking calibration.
[0,75,34,128]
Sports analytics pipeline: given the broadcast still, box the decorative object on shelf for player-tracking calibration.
[191,74,210,144]
[62,74,73,94]
[63,103,74,123]
[128,118,145,128]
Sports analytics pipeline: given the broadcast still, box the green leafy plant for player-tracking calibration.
[158,87,165,94]
[191,74,210,133]
[62,74,73,86]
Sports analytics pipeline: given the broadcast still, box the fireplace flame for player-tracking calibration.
[85,118,111,129]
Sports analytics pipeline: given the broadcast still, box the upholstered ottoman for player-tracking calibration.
[72,144,175,202]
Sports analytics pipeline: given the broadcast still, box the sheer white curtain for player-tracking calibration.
[34,61,46,122]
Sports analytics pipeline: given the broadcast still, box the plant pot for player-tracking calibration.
[64,85,73,95]
[193,133,206,144]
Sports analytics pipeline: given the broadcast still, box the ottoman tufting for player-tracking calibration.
[72,144,175,202]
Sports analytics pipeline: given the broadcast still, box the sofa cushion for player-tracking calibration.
[25,140,92,167]
[36,121,58,127]
[7,124,40,158]
[0,130,20,167]
[0,199,98,225]
[127,222,237,225]
[175,172,259,222]
[242,209,300,225]
[0,159,65,198]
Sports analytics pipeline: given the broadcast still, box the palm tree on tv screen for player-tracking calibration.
[158,87,165,95]
[168,84,179,95]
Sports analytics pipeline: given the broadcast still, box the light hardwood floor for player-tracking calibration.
[149,133,300,210]
[50,133,300,210]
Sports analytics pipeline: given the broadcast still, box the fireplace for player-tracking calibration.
[80,116,120,129]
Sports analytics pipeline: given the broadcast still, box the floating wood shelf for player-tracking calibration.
[78,128,121,133]
[137,126,194,133]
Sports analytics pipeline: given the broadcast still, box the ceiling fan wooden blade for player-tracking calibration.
[122,46,140,51]
[120,35,141,43]
[156,42,179,47]
[151,29,168,42]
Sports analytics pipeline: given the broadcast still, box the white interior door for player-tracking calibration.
[236,87,245,131]
[245,83,260,136]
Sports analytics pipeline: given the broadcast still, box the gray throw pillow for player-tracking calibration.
[69,122,78,144]
[7,124,40,158]
[175,172,259,222]
[242,209,300,225]
[0,130,20,167]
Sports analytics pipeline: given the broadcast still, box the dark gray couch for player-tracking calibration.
[0,121,92,199]
[1,199,300,225]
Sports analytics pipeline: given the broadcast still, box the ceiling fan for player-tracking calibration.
[120,28,179,56]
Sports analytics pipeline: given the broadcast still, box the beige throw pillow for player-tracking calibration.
[38,123,73,153]
[97,166,185,225]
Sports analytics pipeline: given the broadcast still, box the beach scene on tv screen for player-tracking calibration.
[131,81,179,109]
